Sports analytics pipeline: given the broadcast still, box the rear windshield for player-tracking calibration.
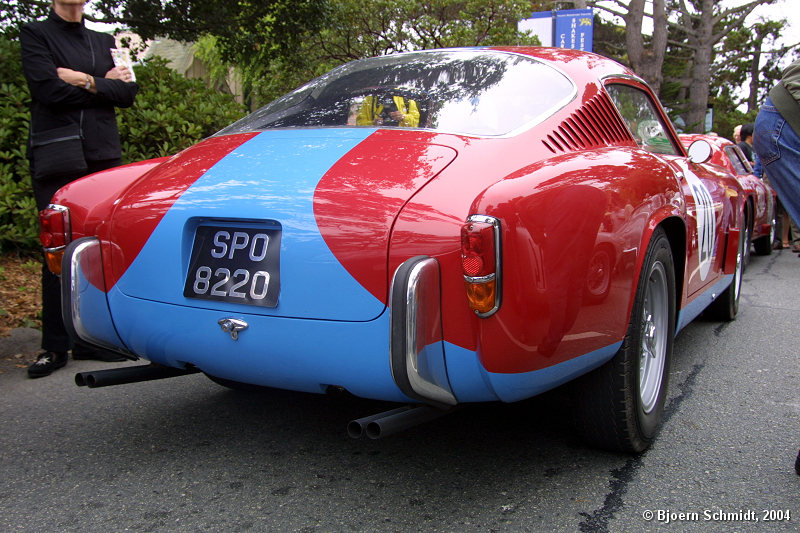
[217,50,575,137]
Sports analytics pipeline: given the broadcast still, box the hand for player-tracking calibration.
[105,66,133,82]
[389,110,405,121]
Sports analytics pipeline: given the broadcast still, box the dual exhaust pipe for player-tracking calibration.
[75,364,451,439]
[347,404,452,439]
[75,363,199,388]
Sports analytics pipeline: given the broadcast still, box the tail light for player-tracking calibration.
[461,215,501,317]
[39,204,71,275]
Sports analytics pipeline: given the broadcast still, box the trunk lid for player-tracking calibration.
[109,129,457,321]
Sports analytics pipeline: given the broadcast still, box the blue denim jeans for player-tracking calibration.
[754,97,800,225]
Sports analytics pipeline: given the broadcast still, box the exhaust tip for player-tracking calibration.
[365,422,382,440]
[347,420,365,439]
[75,372,99,387]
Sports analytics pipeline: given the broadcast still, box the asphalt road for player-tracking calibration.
[1,249,798,532]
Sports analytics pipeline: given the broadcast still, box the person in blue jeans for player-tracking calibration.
[752,58,800,477]
[753,59,800,228]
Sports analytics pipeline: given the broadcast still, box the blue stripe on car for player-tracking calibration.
[114,129,383,321]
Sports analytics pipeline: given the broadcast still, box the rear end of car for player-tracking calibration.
[52,48,628,410]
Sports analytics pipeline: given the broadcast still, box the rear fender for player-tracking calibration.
[466,148,684,374]
[51,158,169,241]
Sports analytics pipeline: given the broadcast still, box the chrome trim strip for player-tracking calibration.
[464,273,495,284]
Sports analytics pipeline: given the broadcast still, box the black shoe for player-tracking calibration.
[27,351,68,378]
[795,450,800,476]
[72,346,127,362]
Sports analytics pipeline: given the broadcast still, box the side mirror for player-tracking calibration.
[687,139,712,164]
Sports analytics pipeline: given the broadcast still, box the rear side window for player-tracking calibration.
[217,50,576,137]
[606,84,678,155]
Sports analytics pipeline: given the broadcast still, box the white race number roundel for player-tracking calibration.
[684,170,716,281]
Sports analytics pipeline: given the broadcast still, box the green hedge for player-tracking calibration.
[0,37,246,252]
[0,37,37,251]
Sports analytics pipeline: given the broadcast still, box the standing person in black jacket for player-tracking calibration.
[21,0,138,378]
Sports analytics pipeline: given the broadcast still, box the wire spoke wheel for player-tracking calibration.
[639,262,668,414]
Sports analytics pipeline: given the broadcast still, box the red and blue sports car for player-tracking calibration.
[680,133,775,259]
[42,47,747,452]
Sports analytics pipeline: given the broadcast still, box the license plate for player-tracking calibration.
[184,225,281,307]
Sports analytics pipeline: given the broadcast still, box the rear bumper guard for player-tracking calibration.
[61,237,134,358]
[389,256,457,407]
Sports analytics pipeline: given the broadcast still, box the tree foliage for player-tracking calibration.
[0,35,37,251]
[181,0,541,108]
[2,1,539,108]
[3,1,799,137]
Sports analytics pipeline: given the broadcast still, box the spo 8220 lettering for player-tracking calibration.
[191,266,271,300]
[183,225,282,307]
[210,230,271,261]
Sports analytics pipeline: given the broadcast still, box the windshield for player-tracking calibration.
[217,50,575,137]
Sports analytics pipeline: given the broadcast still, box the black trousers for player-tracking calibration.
[32,158,121,353]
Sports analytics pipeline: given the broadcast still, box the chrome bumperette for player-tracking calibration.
[390,256,457,406]
[62,237,133,357]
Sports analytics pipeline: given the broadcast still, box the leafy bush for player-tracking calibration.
[0,37,38,252]
[117,57,246,162]
[0,35,247,252]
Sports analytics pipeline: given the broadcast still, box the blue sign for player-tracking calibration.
[554,8,594,52]
[520,8,593,52]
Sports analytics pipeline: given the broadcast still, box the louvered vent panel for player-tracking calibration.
[542,92,633,154]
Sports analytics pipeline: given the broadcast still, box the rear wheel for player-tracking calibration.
[572,227,675,453]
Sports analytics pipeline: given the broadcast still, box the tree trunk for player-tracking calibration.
[680,0,715,132]
[624,0,667,95]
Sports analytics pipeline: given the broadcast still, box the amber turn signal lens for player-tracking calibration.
[465,278,497,314]
[44,249,64,275]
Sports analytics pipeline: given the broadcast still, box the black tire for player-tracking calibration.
[752,235,773,256]
[706,223,745,321]
[753,216,775,256]
[572,227,676,453]
[742,213,752,269]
